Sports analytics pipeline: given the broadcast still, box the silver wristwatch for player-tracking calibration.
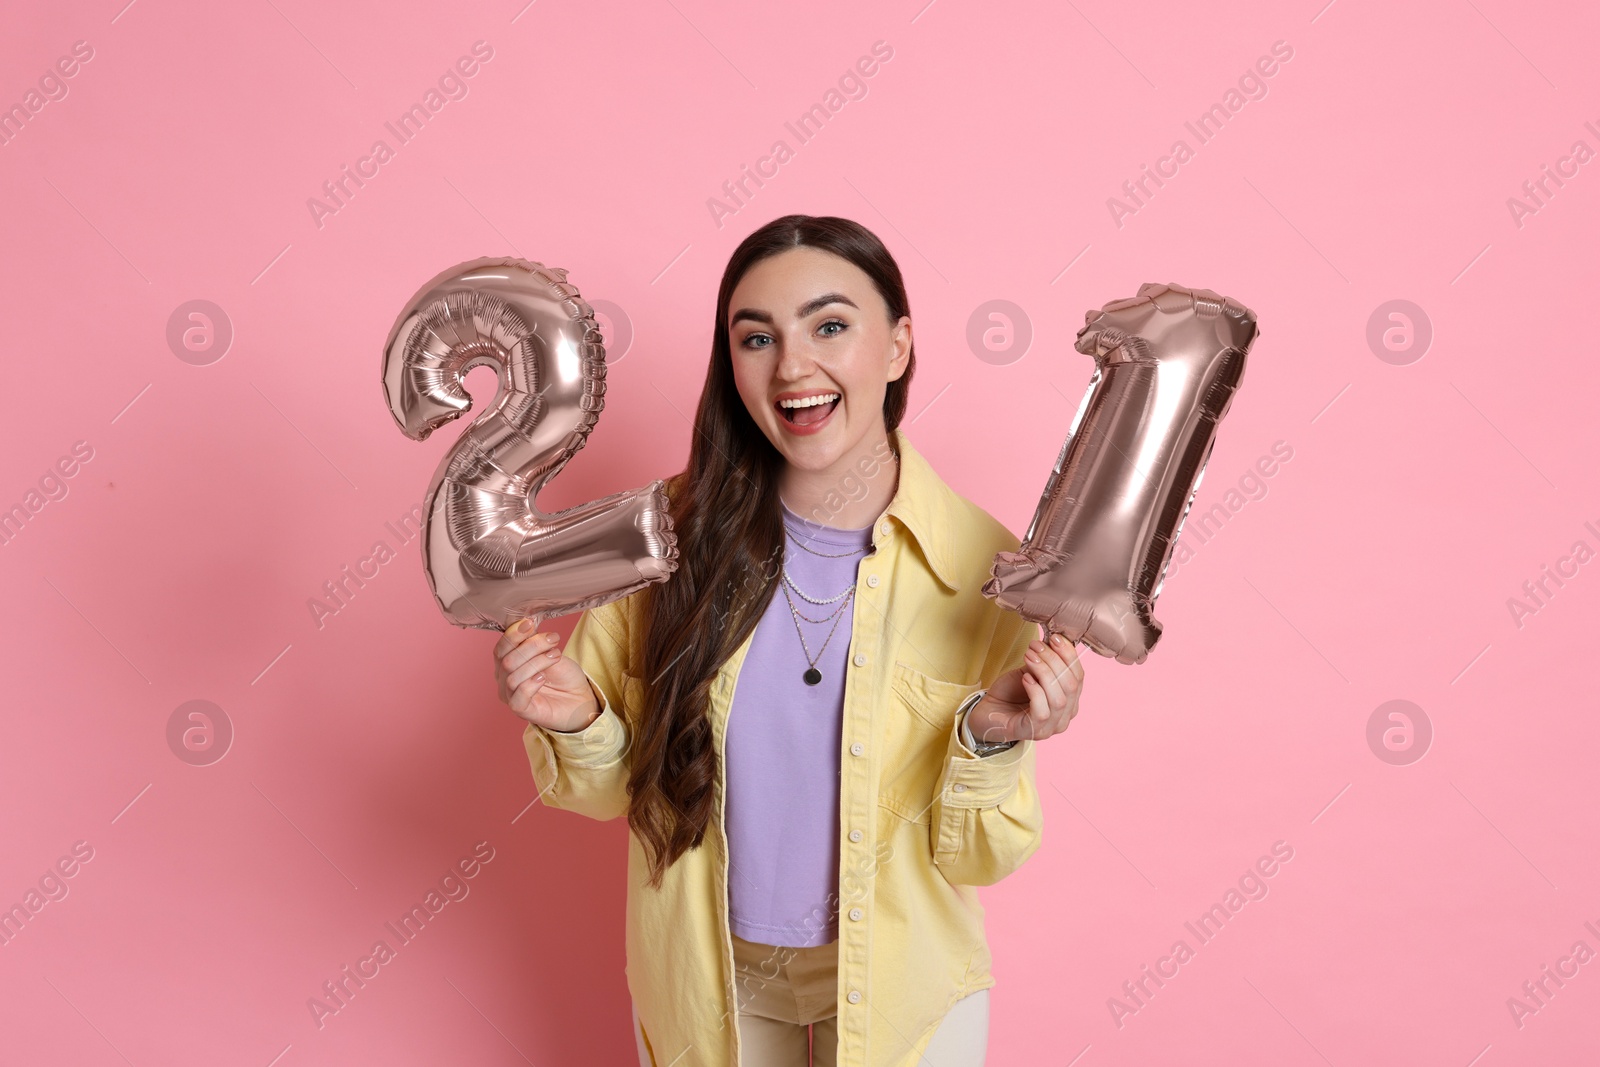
[957,689,1018,757]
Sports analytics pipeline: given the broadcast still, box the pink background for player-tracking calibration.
[3,1,1597,1064]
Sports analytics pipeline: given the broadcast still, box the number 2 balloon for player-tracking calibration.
[982,282,1259,665]
[382,257,678,632]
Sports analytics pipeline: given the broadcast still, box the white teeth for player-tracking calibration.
[777,392,840,409]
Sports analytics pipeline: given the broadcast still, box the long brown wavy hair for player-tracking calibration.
[626,215,917,887]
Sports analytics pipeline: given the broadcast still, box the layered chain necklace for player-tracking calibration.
[780,520,872,686]
[779,446,897,686]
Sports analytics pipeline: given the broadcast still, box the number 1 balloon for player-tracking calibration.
[382,257,678,632]
[982,282,1259,665]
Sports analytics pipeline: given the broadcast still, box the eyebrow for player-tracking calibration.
[730,292,859,329]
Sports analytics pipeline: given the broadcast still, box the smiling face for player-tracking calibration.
[727,246,911,474]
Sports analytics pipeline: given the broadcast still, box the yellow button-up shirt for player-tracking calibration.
[523,426,1044,1066]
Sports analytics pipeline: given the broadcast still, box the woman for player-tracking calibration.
[494,215,1083,1067]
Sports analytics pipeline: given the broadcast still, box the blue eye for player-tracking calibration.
[737,320,846,349]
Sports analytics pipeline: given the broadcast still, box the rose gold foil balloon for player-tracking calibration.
[382,256,677,632]
[982,282,1259,665]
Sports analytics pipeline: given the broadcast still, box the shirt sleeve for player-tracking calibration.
[521,596,637,823]
[927,611,1045,886]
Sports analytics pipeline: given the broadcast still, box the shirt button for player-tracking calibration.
[852,652,867,667]
[953,783,967,793]
[847,990,862,1004]
[879,522,891,537]
[866,574,879,588]
[849,829,863,843]
[849,908,863,922]
[850,742,864,757]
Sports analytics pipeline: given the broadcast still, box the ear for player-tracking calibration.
[887,315,912,382]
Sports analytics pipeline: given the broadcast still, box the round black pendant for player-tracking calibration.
[803,667,822,686]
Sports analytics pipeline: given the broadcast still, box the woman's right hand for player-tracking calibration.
[494,621,602,733]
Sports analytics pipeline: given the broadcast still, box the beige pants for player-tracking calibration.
[632,933,989,1066]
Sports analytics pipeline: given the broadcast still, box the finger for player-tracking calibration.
[1018,671,1049,740]
[494,617,542,658]
[1042,648,1082,736]
[1044,683,1078,738]
[1047,631,1085,684]
[504,631,561,676]
[1049,637,1085,734]
[1035,635,1081,692]
[1019,673,1067,740]
[492,614,544,655]
[1024,643,1071,718]
[508,643,563,689]
[1024,675,1062,742]
[511,673,549,714]
[1030,662,1073,740]
[1025,644,1079,739]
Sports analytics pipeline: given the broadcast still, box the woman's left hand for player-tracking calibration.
[967,628,1083,745]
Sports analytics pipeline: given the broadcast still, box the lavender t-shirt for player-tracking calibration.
[724,499,875,948]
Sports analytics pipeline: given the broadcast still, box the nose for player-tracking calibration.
[773,329,820,383]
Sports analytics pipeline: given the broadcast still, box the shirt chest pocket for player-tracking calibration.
[876,661,982,825]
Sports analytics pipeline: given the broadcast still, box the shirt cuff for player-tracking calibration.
[535,680,627,769]
[943,711,1030,807]
[940,694,1030,809]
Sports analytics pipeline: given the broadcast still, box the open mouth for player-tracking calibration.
[776,392,840,429]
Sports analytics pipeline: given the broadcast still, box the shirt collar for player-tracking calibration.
[879,426,965,592]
